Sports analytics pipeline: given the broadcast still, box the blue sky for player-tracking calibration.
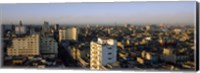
[1,2,196,25]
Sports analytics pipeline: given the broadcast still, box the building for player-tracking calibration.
[90,38,117,70]
[137,57,144,64]
[145,25,151,30]
[161,54,176,63]
[54,24,59,31]
[59,27,77,42]
[40,37,58,55]
[163,48,173,55]
[52,24,59,42]
[66,27,77,41]
[59,29,67,42]
[7,34,40,56]
[15,20,27,35]
[42,21,50,35]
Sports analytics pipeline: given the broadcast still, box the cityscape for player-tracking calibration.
[1,2,196,71]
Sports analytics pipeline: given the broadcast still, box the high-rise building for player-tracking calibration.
[59,29,67,42]
[7,34,40,56]
[54,24,59,31]
[53,24,59,42]
[40,37,58,55]
[59,27,77,42]
[42,21,50,35]
[15,20,27,35]
[90,38,117,70]
[66,27,77,41]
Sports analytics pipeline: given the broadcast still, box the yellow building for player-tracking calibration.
[7,34,40,56]
[145,52,151,60]
[59,27,77,42]
[163,48,173,55]
[137,57,144,64]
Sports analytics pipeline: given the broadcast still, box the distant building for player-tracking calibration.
[161,47,189,63]
[40,37,58,55]
[66,27,77,41]
[59,29,67,42]
[137,57,144,64]
[161,54,176,63]
[42,21,50,35]
[15,20,27,35]
[163,48,173,55]
[145,25,151,30]
[173,28,182,34]
[53,24,59,42]
[7,34,40,56]
[59,27,77,42]
[54,24,59,31]
[90,38,117,70]
[159,23,166,29]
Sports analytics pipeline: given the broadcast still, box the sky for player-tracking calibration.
[1,2,196,25]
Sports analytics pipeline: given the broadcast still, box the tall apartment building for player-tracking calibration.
[40,37,58,55]
[90,38,117,70]
[59,27,77,42]
[7,34,40,56]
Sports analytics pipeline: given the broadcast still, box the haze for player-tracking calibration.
[1,2,196,25]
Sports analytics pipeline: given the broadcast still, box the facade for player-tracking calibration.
[7,34,40,56]
[59,27,77,42]
[40,37,58,55]
[42,21,50,35]
[90,38,117,70]
[59,29,67,42]
[54,24,59,31]
[15,21,27,35]
[163,48,173,55]
[137,57,144,64]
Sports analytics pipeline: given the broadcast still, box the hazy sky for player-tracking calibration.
[1,2,196,25]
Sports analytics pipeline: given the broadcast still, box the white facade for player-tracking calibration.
[15,25,27,35]
[40,37,58,54]
[90,38,117,70]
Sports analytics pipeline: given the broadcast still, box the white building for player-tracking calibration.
[15,20,27,35]
[7,34,40,56]
[59,27,77,42]
[90,38,117,70]
[40,37,58,55]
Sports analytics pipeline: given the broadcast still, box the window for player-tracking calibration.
[92,51,97,54]
[108,58,112,60]
[108,52,112,55]
[92,60,97,64]
[92,45,98,49]
[108,47,112,50]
